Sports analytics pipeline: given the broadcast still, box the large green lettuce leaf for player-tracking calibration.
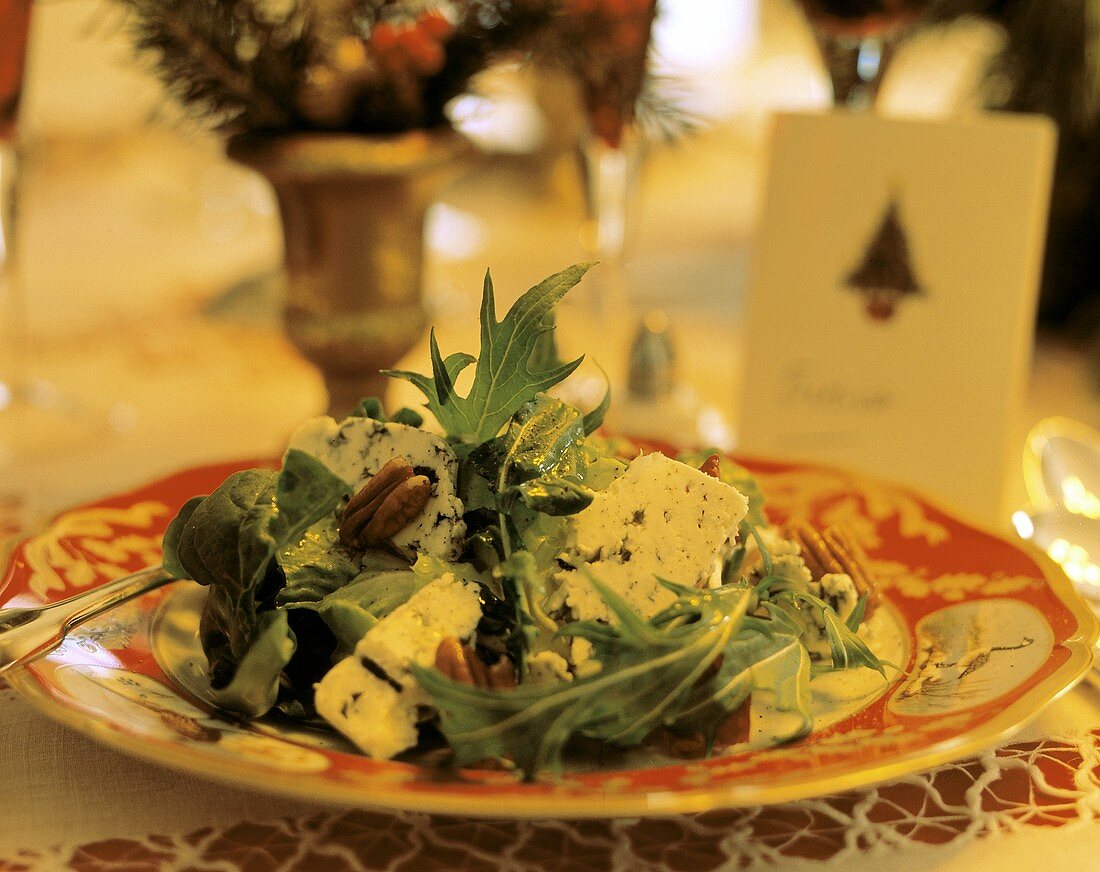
[275,515,362,605]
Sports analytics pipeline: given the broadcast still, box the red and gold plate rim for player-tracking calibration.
[2,454,1096,818]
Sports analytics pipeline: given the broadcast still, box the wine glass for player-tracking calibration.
[0,0,112,473]
[0,0,34,419]
[561,0,656,332]
[795,0,927,109]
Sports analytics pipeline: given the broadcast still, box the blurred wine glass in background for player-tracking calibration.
[795,0,928,108]
[0,1,31,142]
[0,0,43,442]
[0,0,140,472]
[559,0,657,324]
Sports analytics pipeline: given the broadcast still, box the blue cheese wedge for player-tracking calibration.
[550,452,749,625]
[289,415,465,560]
[313,573,482,759]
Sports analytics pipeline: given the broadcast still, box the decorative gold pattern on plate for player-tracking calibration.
[21,502,169,599]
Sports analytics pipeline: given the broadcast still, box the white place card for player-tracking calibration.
[738,111,1056,524]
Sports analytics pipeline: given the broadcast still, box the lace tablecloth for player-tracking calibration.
[1,674,1097,871]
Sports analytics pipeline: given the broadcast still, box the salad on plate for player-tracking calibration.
[162,264,894,780]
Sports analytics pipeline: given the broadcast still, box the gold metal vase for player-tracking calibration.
[228,128,472,416]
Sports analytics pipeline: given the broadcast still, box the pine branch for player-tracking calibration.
[114,0,672,137]
[635,74,698,144]
[118,0,304,132]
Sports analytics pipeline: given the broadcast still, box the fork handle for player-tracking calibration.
[0,566,177,676]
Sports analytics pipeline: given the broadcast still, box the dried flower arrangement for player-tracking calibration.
[117,0,561,133]
[116,0,676,140]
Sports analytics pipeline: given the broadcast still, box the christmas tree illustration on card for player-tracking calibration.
[846,198,924,321]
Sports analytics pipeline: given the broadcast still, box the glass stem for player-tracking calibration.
[577,127,644,323]
[813,31,896,110]
[0,140,27,408]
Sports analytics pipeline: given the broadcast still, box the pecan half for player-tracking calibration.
[784,520,879,616]
[434,637,516,690]
[699,454,721,479]
[340,458,431,549]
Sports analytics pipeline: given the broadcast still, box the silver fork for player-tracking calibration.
[0,566,177,676]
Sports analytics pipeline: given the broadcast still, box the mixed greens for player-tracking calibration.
[162,264,891,779]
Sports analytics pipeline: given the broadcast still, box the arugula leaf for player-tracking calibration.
[582,379,611,436]
[414,577,746,779]
[671,629,804,747]
[496,550,557,673]
[750,634,814,741]
[385,265,593,441]
[527,309,563,375]
[819,606,886,675]
[845,592,869,632]
[788,592,886,676]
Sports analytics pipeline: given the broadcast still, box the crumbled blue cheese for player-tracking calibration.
[550,452,749,625]
[797,572,861,658]
[289,415,465,560]
[820,572,858,623]
[525,651,573,686]
[745,528,861,659]
[751,527,812,589]
[313,573,482,759]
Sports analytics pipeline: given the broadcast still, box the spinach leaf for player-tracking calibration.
[204,609,296,716]
[468,395,593,516]
[288,569,421,658]
[470,395,586,485]
[385,265,592,441]
[514,476,593,515]
[161,495,204,580]
[161,449,350,714]
[350,397,386,421]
